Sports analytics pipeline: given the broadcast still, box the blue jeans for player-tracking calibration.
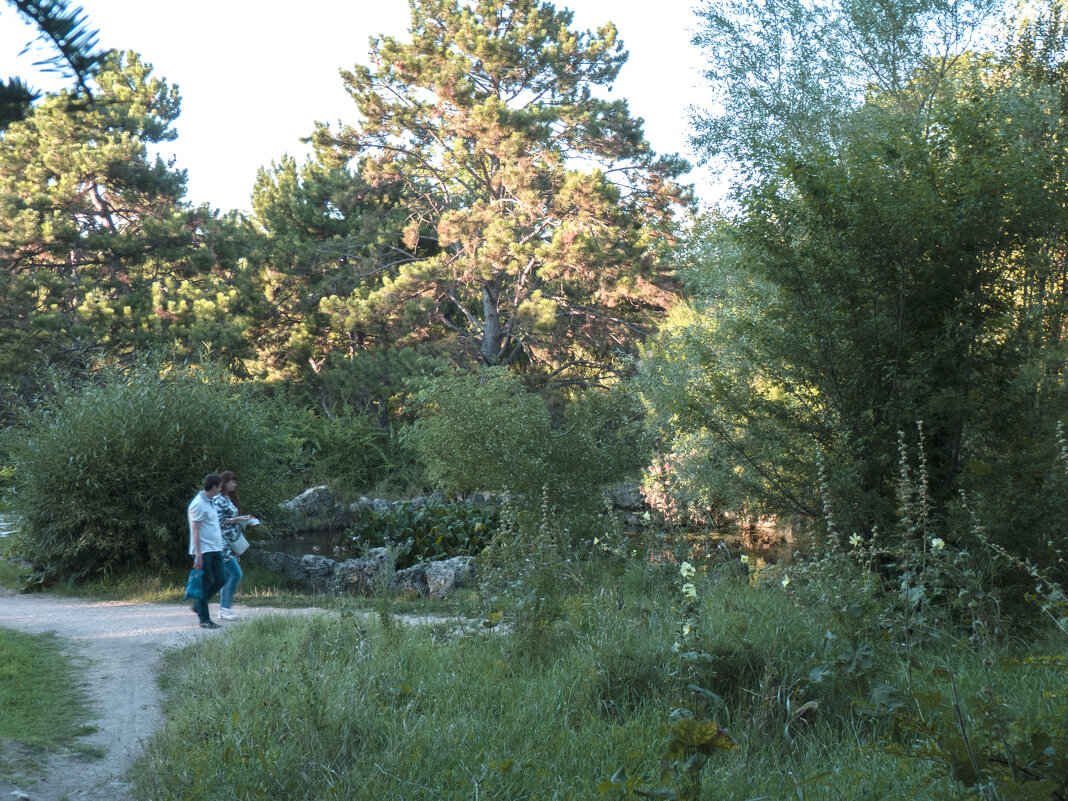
[195,550,226,623]
[220,556,243,609]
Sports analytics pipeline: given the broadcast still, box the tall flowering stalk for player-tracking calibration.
[664,560,736,801]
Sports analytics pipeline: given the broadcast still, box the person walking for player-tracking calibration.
[212,470,251,621]
[188,473,227,629]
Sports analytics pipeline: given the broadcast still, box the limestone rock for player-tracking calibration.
[301,554,337,593]
[282,486,335,517]
[608,484,644,511]
[426,556,476,599]
[391,563,429,596]
[334,548,393,595]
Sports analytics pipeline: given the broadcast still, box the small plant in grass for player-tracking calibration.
[883,493,1068,799]
[600,559,738,800]
[783,427,1068,798]
[663,559,739,799]
[477,488,577,661]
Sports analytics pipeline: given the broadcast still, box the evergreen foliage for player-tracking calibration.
[0,51,255,382]
[249,153,411,383]
[311,0,690,379]
[1,0,103,127]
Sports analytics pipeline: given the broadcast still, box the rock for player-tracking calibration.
[372,498,391,511]
[409,495,428,509]
[253,546,478,600]
[280,486,353,532]
[282,486,336,517]
[301,554,338,593]
[349,496,372,514]
[608,484,644,511]
[256,552,309,584]
[391,563,428,596]
[425,556,476,599]
[334,548,393,595]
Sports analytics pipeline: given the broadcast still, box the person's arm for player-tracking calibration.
[191,520,203,571]
[215,496,248,525]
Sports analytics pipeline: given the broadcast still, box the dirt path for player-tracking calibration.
[0,589,323,801]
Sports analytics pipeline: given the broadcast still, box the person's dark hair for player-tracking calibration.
[219,470,240,511]
[203,473,222,492]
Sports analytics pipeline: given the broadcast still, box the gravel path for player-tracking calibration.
[0,588,322,801]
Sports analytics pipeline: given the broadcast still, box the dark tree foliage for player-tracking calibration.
[1,0,103,127]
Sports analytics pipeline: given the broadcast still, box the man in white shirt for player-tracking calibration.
[188,473,226,629]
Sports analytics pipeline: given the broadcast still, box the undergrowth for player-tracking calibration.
[130,443,1068,801]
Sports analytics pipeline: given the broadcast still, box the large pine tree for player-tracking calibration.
[312,0,690,378]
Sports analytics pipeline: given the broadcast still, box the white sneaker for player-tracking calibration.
[219,609,239,620]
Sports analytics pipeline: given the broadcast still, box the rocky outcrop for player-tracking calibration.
[263,484,656,598]
[281,485,654,535]
[280,486,353,533]
[425,556,476,599]
[247,549,474,599]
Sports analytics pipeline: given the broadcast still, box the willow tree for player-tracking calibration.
[314,0,689,378]
[643,0,1068,550]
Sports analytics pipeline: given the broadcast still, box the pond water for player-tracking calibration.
[267,528,351,559]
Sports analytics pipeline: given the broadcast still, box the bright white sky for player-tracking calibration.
[1,1,721,213]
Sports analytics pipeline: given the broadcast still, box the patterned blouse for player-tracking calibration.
[212,493,241,559]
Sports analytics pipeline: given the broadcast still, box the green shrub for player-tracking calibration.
[3,363,291,581]
[404,367,552,498]
[344,499,499,568]
[405,367,650,507]
[285,405,389,492]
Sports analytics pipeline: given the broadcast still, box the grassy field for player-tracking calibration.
[0,628,98,783]
[127,545,1068,801]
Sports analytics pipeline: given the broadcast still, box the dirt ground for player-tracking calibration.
[0,589,322,801]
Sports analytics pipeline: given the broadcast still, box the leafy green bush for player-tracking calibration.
[3,363,291,581]
[344,499,499,568]
[404,367,551,498]
[284,405,389,492]
[404,367,649,507]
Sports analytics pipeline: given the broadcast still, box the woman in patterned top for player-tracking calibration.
[212,470,251,620]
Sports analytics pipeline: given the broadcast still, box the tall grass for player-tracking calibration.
[129,547,1068,800]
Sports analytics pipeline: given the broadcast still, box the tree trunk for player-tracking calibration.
[480,278,504,364]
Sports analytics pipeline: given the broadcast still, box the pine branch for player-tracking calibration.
[11,0,103,96]
[0,76,40,126]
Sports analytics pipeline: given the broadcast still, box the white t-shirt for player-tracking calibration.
[188,491,224,554]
